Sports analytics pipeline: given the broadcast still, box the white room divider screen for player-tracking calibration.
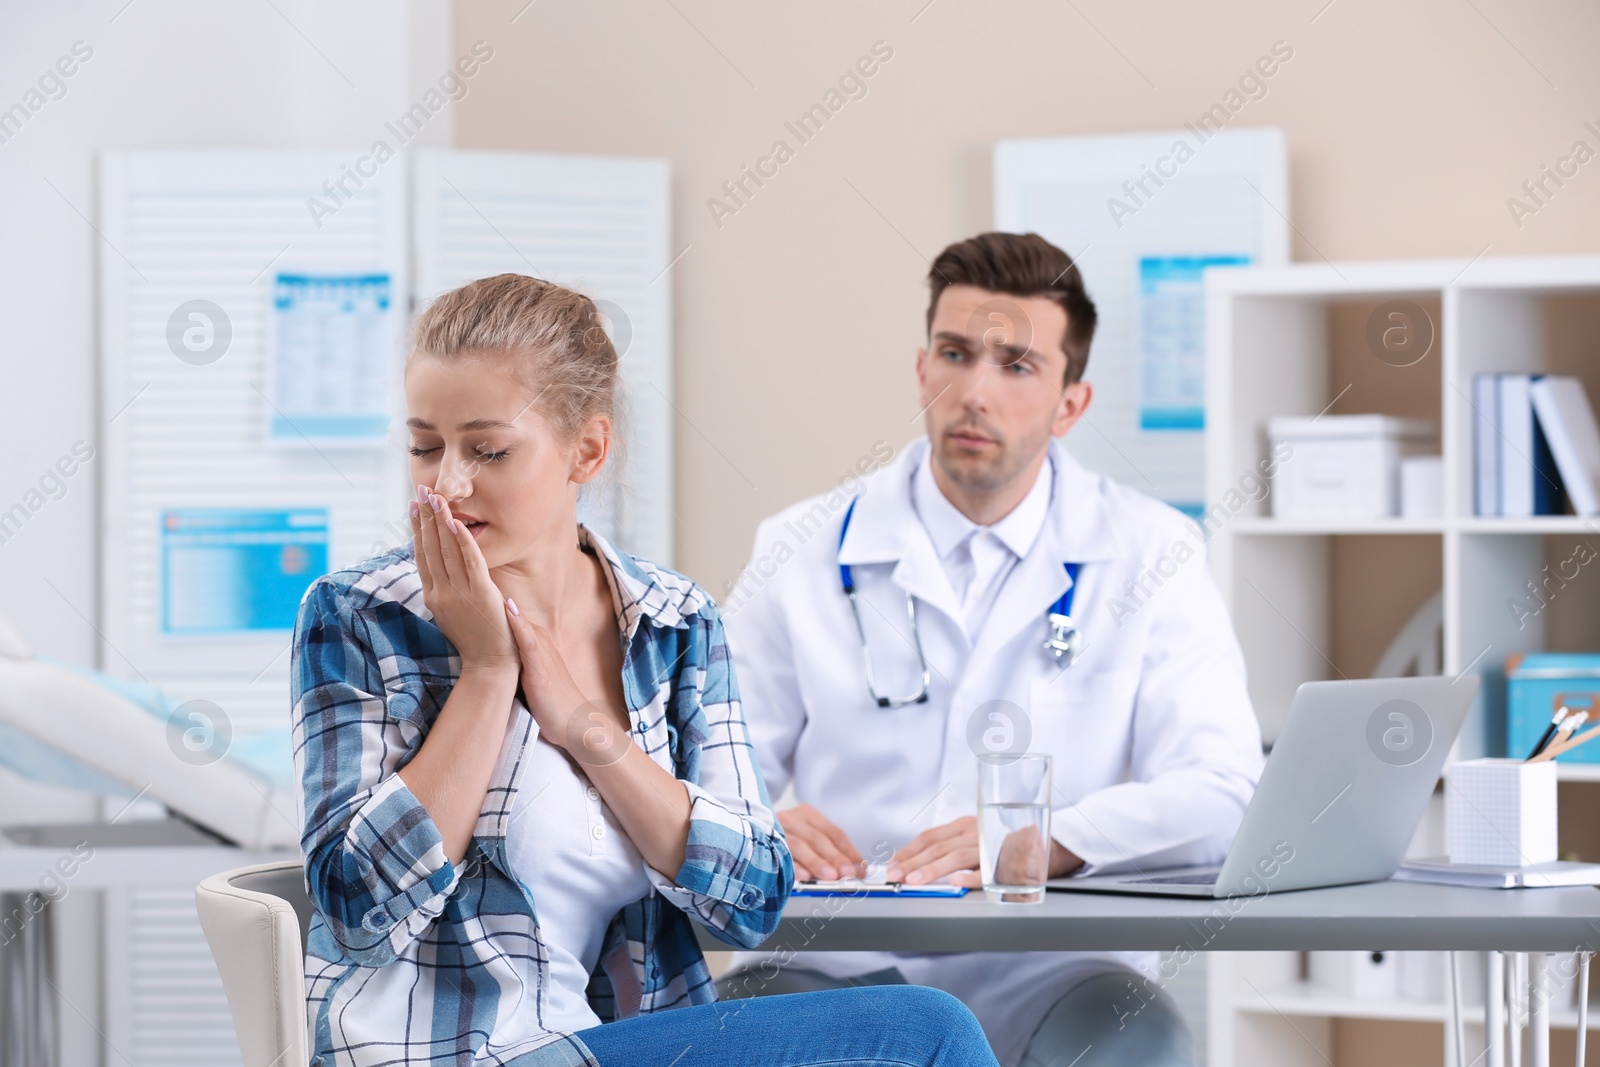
[96,148,673,1067]
[99,150,413,739]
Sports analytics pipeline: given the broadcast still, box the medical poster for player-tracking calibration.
[995,130,1288,517]
[267,272,398,444]
[160,508,328,633]
[1138,255,1250,431]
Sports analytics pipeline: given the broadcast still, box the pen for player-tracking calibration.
[1555,710,1589,749]
[1526,704,1571,762]
[1532,722,1600,763]
[1530,709,1588,762]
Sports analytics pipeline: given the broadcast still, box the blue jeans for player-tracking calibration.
[576,985,1000,1067]
[716,964,1196,1067]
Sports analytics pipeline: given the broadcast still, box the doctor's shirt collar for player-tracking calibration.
[911,446,1053,564]
[838,436,1123,567]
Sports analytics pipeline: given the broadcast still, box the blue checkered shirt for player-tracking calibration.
[291,526,792,1066]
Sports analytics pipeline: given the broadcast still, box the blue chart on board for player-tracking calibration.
[1137,255,1251,433]
[161,508,328,633]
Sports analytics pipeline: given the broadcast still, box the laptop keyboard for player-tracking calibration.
[1132,872,1217,885]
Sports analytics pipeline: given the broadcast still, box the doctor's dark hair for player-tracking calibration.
[408,273,621,451]
[926,232,1098,385]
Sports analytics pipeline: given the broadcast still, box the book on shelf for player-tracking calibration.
[1530,375,1600,516]
[1473,374,1499,517]
[1472,372,1591,517]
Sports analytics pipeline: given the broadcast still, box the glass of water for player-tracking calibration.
[977,753,1052,904]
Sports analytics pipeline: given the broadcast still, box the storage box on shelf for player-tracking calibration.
[1507,654,1600,768]
[1202,255,1600,1067]
[1267,415,1436,521]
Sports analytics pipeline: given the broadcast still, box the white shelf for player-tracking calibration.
[1230,516,1600,536]
[1204,254,1600,1067]
[1457,516,1600,535]
[1237,981,1462,1022]
[1238,982,1599,1030]
[1204,257,1464,298]
[1204,254,1600,298]
[1232,517,1446,536]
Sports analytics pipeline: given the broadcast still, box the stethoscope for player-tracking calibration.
[837,497,1084,708]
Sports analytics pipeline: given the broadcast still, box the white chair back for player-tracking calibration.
[194,861,311,1067]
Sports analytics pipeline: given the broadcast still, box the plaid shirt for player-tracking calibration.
[291,526,792,1067]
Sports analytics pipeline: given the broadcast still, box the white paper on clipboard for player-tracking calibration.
[266,271,400,446]
[995,129,1288,516]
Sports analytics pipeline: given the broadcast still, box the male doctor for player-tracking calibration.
[715,232,1265,1067]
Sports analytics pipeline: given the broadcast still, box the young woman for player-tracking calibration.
[291,274,999,1067]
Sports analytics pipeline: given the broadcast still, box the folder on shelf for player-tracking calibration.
[1530,375,1600,517]
[1499,375,1534,516]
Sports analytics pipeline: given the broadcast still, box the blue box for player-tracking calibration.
[1506,653,1600,764]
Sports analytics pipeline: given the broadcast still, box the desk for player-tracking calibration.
[722,882,1600,952]
[703,883,1600,1067]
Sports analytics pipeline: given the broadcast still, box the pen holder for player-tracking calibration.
[1446,758,1558,868]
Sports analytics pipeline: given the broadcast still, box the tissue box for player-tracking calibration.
[1446,758,1558,867]
[1397,952,1445,1003]
[1309,951,1399,999]
[1400,456,1443,518]
[1546,952,1582,1010]
[1268,415,1436,520]
[1507,654,1600,765]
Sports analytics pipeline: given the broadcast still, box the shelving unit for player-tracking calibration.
[1235,981,1598,1031]
[1210,953,1598,1067]
[1201,255,1600,1067]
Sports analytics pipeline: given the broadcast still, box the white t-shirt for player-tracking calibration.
[502,724,652,1034]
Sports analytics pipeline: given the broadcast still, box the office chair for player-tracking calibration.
[194,861,311,1067]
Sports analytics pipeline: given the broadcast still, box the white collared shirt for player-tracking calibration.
[911,448,1053,639]
[724,436,1265,1067]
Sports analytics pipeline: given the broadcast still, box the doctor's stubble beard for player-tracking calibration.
[931,415,1052,495]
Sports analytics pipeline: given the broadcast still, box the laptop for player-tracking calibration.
[1048,674,1479,898]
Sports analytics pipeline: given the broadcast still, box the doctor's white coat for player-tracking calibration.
[722,436,1265,1066]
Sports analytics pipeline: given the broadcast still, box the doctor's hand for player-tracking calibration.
[887,817,983,888]
[887,816,1088,886]
[777,805,865,882]
[411,486,517,676]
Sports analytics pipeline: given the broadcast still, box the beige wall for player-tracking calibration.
[454,0,1600,595]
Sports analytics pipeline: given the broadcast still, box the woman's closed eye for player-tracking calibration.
[406,444,510,461]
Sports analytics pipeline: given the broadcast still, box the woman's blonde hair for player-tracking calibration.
[408,273,621,449]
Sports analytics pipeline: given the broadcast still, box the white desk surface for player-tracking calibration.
[5,826,1596,955]
[707,882,1600,953]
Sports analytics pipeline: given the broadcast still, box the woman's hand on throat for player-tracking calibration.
[502,599,631,768]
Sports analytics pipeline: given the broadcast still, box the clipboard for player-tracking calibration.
[791,880,968,897]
